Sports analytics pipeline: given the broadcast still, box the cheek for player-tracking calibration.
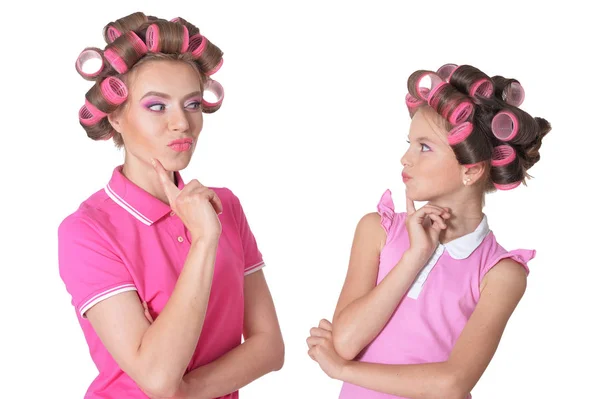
[125,109,163,143]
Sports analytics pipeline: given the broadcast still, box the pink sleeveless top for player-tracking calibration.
[339,190,536,399]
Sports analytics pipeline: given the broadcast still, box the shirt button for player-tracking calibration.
[170,211,176,216]
[177,236,184,243]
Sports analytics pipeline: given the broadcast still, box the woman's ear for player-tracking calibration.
[107,107,124,133]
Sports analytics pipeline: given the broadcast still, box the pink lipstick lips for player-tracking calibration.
[168,138,193,152]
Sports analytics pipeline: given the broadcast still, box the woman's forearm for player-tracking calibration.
[180,331,284,399]
[134,239,219,397]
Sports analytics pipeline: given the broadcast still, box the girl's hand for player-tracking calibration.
[307,319,349,380]
[404,191,451,266]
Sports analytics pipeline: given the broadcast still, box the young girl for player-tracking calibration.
[307,64,550,399]
[58,12,284,399]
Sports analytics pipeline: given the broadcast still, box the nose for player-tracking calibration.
[400,148,412,167]
[168,107,190,132]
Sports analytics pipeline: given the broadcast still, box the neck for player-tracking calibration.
[428,190,484,244]
[122,153,174,205]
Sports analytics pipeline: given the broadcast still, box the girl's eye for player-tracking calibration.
[148,104,166,112]
[421,143,431,152]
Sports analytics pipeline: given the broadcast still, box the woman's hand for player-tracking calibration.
[307,319,349,380]
[152,158,222,244]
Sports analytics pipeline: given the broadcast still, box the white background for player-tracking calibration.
[1,0,598,398]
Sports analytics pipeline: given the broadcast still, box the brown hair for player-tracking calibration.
[76,12,224,148]
[406,65,552,192]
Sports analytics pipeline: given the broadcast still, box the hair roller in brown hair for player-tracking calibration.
[491,108,538,146]
[449,65,494,99]
[406,93,425,118]
[201,79,225,113]
[103,12,149,44]
[75,47,105,80]
[104,31,148,74]
[171,16,200,36]
[490,145,523,190]
[145,21,188,54]
[407,70,444,102]
[491,76,525,107]
[436,63,458,83]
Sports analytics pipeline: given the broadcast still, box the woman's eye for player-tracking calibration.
[421,144,431,152]
[186,101,201,110]
[148,104,166,111]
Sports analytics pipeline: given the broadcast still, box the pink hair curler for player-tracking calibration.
[146,24,160,52]
[494,181,521,190]
[491,111,519,141]
[503,81,525,107]
[106,26,122,43]
[127,31,148,57]
[202,79,225,108]
[100,77,128,105]
[427,82,449,109]
[406,93,424,108]
[75,48,104,79]
[448,101,474,125]
[79,99,107,126]
[491,145,516,167]
[181,26,190,52]
[189,34,207,58]
[447,122,474,146]
[413,72,444,102]
[207,58,224,76]
[436,63,458,83]
[104,48,128,74]
[469,78,493,98]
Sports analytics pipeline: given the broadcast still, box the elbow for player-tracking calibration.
[135,370,183,399]
[439,369,470,399]
[270,335,285,371]
[332,328,360,361]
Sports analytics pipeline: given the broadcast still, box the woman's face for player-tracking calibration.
[109,59,204,172]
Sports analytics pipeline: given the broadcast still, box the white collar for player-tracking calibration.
[441,214,490,259]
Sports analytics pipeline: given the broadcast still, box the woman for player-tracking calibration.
[58,11,284,399]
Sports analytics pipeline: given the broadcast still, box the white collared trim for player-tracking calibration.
[244,261,265,276]
[79,283,137,318]
[407,245,444,299]
[105,184,153,226]
[443,215,490,259]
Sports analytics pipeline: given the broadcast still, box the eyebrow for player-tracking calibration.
[140,90,203,100]
[407,135,433,142]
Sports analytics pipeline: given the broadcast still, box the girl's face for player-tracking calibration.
[401,107,465,202]
[109,59,204,172]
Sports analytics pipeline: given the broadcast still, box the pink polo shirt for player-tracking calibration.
[58,165,265,399]
[339,190,536,399]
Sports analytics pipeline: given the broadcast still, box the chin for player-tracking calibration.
[405,185,435,202]
[160,153,193,171]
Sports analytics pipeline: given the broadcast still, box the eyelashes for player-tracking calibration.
[406,140,432,152]
[142,98,202,112]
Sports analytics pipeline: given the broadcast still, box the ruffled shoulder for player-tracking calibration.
[377,189,395,234]
[483,248,537,278]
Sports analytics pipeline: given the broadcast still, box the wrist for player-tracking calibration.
[339,360,355,382]
[401,249,430,268]
[190,236,219,250]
